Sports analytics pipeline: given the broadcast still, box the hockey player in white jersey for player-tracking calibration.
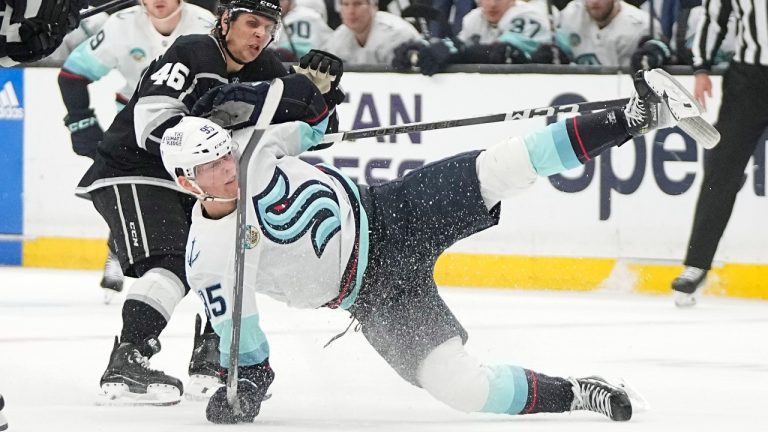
[557,0,668,68]
[322,0,420,64]
[393,0,570,75]
[274,0,334,59]
[58,0,214,300]
[161,68,708,424]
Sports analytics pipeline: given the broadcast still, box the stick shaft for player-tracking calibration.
[80,0,135,18]
[321,98,629,144]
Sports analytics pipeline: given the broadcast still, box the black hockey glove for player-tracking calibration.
[295,49,345,107]
[64,109,103,158]
[531,43,572,65]
[206,360,275,424]
[6,19,64,63]
[392,40,426,71]
[191,81,272,129]
[630,38,671,71]
[417,38,457,76]
[461,42,530,65]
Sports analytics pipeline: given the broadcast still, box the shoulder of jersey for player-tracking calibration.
[619,3,647,25]
[462,8,483,25]
[288,5,324,21]
[183,3,217,26]
[375,11,415,32]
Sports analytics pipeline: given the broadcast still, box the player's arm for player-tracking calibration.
[692,0,732,73]
[58,20,119,157]
[133,42,218,156]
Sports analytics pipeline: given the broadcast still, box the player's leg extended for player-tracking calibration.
[417,337,633,421]
[477,69,697,208]
[90,184,216,404]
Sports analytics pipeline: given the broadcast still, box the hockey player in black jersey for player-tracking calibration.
[75,0,345,404]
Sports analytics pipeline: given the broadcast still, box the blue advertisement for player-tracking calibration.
[0,68,24,264]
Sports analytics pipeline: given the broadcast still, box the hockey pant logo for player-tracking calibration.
[251,167,341,258]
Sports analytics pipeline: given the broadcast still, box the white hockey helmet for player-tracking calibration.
[161,116,235,200]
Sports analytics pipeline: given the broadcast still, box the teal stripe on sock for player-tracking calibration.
[214,315,270,367]
[481,365,529,415]
[524,121,581,176]
[551,121,582,170]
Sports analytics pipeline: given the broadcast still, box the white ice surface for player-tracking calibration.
[0,267,766,431]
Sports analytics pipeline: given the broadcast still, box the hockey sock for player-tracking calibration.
[524,108,631,176]
[518,370,574,414]
[120,299,168,352]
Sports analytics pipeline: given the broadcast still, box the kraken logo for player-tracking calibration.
[251,168,341,258]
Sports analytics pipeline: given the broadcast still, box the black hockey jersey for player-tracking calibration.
[76,34,289,198]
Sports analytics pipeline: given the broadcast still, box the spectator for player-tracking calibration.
[274,0,334,60]
[558,0,668,68]
[323,0,420,64]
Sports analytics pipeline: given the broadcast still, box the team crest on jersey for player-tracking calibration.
[244,225,260,249]
[251,167,341,258]
[568,33,581,47]
[130,48,146,62]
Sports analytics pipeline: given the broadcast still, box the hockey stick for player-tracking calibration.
[321,98,630,144]
[80,0,135,18]
[227,78,285,413]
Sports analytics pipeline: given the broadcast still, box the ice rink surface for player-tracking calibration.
[0,266,766,432]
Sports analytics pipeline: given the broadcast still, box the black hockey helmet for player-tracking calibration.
[219,0,282,23]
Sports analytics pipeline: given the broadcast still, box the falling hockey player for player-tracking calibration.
[160,68,711,423]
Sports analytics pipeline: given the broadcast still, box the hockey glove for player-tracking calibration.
[630,38,671,71]
[418,38,458,76]
[206,360,275,424]
[64,109,103,158]
[461,42,530,65]
[191,81,272,130]
[392,40,426,71]
[6,19,65,63]
[531,43,572,65]
[295,49,345,107]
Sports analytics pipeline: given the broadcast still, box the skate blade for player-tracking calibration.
[674,291,698,308]
[185,374,223,401]
[97,383,181,406]
[617,379,650,412]
[647,69,704,118]
[678,116,720,149]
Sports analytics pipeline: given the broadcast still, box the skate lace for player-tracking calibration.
[128,350,159,372]
[678,267,706,281]
[624,95,647,127]
[570,379,613,418]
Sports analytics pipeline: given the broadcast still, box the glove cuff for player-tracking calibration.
[64,109,98,132]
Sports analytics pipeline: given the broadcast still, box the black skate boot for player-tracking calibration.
[100,250,124,304]
[99,336,184,406]
[0,393,8,431]
[187,315,224,401]
[672,266,707,307]
[569,376,633,421]
[623,71,667,136]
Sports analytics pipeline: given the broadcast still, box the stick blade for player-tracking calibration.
[678,116,720,149]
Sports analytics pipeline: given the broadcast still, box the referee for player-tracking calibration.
[672,0,768,306]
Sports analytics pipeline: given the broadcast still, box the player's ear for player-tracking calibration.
[178,176,197,194]
[220,11,231,33]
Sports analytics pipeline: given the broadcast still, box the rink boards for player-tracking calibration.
[1,67,766,299]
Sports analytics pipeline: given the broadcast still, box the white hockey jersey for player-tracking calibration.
[62,4,214,102]
[277,5,334,58]
[557,0,660,67]
[321,11,420,65]
[186,120,369,364]
[458,2,553,46]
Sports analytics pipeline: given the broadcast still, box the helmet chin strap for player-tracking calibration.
[189,179,238,203]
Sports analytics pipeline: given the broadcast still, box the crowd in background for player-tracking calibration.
[32,0,736,74]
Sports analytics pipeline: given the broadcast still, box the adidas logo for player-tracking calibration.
[0,81,24,120]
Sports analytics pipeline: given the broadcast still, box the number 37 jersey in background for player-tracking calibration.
[76,34,289,198]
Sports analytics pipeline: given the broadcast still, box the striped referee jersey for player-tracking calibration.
[693,0,768,70]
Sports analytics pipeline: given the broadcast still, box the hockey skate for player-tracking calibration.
[98,336,184,406]
[186,315,224,401]
[100,250,125,304]
[672,266,708,307]
[0,393,8,431]
[569,376,633,421]
[624,68,719,148]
